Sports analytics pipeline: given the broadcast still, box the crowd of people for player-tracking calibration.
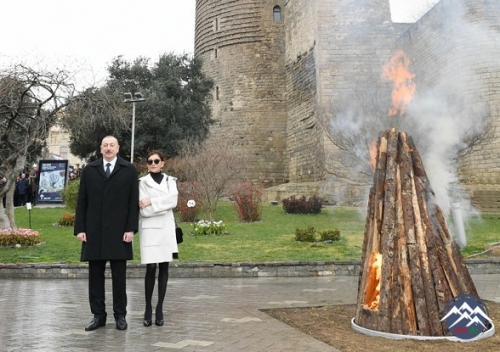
[1,165,39,208]
[1,164,84,208]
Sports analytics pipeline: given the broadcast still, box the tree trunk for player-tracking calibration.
[5,185,16,230]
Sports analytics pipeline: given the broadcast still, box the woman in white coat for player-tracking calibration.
[138,150,179,327]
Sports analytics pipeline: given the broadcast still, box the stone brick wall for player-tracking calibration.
[313,0,410,204]
[196,0,500,210]
[1,259,498,279]
[284,0,320,183]
[396,0,500,210]
[283,0,318,185]
[195,0,288,186]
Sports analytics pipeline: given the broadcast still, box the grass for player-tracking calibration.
[1,201,499,264]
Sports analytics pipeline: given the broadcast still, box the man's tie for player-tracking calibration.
[105,163,111,179]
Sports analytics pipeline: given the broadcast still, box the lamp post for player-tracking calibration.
[123,92,146,163]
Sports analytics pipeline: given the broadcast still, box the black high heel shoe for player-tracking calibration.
[144,306,152,327]
[155,306,164,326]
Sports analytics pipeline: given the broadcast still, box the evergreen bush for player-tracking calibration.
[61,179,80,213]
[294,226,317,242]
[318,229,341,242]
[294,227,341,242]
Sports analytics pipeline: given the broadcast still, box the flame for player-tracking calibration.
[381,50,416,117]
[364,252,382,310]
[369,139,377,173]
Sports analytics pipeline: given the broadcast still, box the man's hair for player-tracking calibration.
[101,135,119,145]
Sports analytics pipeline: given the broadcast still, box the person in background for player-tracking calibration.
[74,135,139,331]
[16,173,29,206]
[138,150,179,327]
[0,176,7,208]
[13,174,20,207]
[29,165,39,205]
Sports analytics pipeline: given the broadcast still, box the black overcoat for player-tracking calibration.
[74,156,139,261]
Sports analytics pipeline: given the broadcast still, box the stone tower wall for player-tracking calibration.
[195,0,288,186]
[281,0,411,204]
[196,0,500,210]
[283,0,322,182]
[283,0,409,184]
[396,0,500,210]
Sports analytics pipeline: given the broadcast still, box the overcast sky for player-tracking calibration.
[0,0,196,87]
[0,0,436,88]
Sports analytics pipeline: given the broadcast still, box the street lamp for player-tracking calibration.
[123,92,146,163]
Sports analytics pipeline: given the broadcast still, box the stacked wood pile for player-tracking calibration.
[354,128,477,336]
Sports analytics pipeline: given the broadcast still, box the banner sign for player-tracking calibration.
[37,160,69,203]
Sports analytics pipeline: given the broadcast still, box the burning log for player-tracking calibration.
[355,128,477,337]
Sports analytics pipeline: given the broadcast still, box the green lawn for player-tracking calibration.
[1,202,498,264]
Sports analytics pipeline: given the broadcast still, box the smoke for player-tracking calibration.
[398,1,499,218]
[325,1,498,224]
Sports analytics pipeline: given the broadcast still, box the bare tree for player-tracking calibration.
[317,79,393,184]
[171,137,249,221]
[0,64,75,230]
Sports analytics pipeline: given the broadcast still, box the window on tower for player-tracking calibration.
[273,6,281,22]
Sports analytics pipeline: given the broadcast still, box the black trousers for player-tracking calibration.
[88,260,127,320]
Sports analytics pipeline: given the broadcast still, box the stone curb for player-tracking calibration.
[0,258,499,279]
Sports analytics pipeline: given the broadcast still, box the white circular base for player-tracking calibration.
[351,318,495,342]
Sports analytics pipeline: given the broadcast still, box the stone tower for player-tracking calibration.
[195,0,288,186]
[195,0,500,211]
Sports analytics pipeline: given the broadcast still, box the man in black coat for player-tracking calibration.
[74,136,139,331]
[16,173,30,206]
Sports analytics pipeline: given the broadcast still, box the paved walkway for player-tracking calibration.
[0,274,499,352]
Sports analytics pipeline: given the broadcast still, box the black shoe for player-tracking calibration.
[144,305,152,327]
[115,316,128,330]
[155,306,164,326]
[85,317,106,331]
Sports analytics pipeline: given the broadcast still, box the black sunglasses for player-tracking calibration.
[147,159,161,165]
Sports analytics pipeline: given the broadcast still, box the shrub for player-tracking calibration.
[318,229,341,242]
[61,179,80,212]
[58,213,75,227]
[177,197,199,222]
[294,226,316,242]
[282,195,323,214]
[294,227,341,242]
[192,220,228,236]
[0,228,42,246]
[177,181,201,222]
[230,182,262,222]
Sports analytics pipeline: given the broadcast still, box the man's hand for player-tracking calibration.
[76,232,87,242]
[123,231,134,243]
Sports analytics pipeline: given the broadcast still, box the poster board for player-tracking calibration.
[37,160,69,203]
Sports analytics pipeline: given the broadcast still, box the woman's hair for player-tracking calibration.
[146,150,165,161]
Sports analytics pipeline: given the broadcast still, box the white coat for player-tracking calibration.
[139,173,179,264]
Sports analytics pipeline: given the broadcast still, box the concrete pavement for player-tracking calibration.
[0,274,499,351]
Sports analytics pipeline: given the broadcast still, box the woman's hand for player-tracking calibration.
[139,198,152,209]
